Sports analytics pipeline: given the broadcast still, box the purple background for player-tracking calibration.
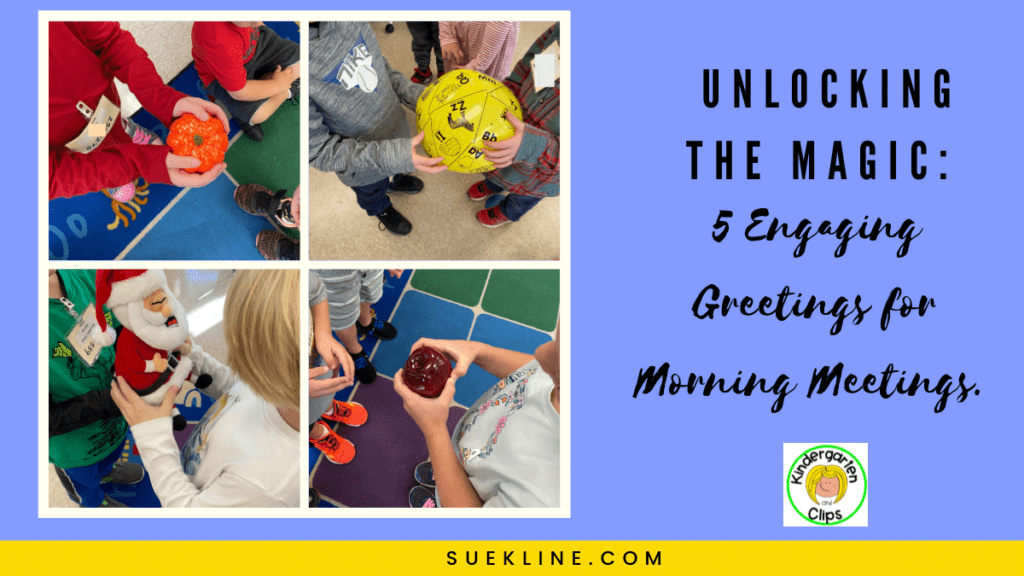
[16,1,1024,539]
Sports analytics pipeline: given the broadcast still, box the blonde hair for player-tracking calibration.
[223,270,300,411]
[806,465,848,504]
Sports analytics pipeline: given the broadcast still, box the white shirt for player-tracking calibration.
[453,360,560,508]
[130,345,300,507]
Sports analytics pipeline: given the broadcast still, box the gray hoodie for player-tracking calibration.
[309,22,425,187]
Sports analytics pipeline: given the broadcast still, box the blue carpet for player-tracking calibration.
[371,291,475,380]
[456,314,552,408]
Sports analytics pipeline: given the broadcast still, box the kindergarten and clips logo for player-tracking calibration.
[783,443,868,527]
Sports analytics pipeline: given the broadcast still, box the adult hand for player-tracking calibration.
[110,376,179,426]
[441,44,464,66]
[410,132,448,174]
[410,338,478,381]
[172,96,231,134]
[166,154,226,188]
[484,112,526,169]
[316,336,353,380]
[309,365,354,399]
[394,369,456,435]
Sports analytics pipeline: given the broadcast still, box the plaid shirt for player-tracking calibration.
[488,23,560,199]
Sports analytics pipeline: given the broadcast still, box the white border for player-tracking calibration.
[40,11,570,519]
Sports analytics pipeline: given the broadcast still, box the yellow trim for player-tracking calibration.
[2,542,1021,573]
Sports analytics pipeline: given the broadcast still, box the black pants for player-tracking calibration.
[406,22,444,73]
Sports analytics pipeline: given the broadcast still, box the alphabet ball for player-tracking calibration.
[415,71,523,174]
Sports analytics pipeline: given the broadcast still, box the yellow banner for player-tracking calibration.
[2,541,1020,573]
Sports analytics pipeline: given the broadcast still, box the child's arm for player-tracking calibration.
[394,375,485,508]
[70,22,184,129]
[461,22,517,74]
[383,55,426,108]
[129,415,290,507]
[308,101,415,178]
[181,342,240,402]
[227,66,296,102]
[49,390,120,437]
[49,144,174,200]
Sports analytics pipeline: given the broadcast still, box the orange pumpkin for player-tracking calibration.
[166,113,228,173]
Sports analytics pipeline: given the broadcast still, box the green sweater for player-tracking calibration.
[48,270,127,468]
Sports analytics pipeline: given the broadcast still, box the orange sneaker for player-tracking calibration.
[310,422,355,464]
[321,400,368,427]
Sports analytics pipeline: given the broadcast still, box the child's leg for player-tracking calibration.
[498,193,544,222]
[54,443,121,508]
[355,270,398,339]
[429,22,444,74]
[346,176,393,217]
[250,89,290,125]
[406,23,434,71]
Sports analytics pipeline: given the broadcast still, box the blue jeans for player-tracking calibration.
[54,440,122,507]
[350,176,396,217]
[484,179,544,222]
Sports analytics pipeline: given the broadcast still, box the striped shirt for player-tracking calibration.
[439,21,520,81]
[487,23,560,199]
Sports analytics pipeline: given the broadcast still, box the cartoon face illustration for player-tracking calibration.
[806,465,848,504]
[816,476,841,498]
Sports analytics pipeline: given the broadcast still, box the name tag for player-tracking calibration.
[532,41,560,91]
[65,304,103,367]
[65,95,120,154]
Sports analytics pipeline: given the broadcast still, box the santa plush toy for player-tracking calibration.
[94,269,211,431]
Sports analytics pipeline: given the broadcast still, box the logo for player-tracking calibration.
[323,35,377,93]
[783,443,867,527]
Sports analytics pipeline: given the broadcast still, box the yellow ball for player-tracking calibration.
[415,70,523,174]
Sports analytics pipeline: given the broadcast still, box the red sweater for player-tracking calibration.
[192,22,259,91]
[49,22,184,200]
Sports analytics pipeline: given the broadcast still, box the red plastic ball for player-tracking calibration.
[402,346,453,398]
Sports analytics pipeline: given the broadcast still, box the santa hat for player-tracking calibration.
[93,269,168,346]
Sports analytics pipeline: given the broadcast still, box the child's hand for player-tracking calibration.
[441,44,464,66]
[174,335,193,356]
[166,153,226,188]
[309,365,353,399]
[410,132,448,174]
[387,269,403,278]
[110,376,179,426]
[316,336,353,380]
[172,96,231,134]
[270,65,296,87]
[393,369,456,436]
[484,112,526,169]
[410,338,478,381]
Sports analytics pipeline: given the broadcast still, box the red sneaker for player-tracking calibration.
[310,423,355,464]
[410,67,432,84]
[467,181,493,201]
[476,206,512,228]
[320,400,368,427]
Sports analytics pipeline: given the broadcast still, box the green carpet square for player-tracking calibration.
[410,269,490,307]
[224,99,300,239]
[480,270,559,331]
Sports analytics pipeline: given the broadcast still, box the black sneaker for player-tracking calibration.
[390,174,424,194]
[409,485,437,508]
[233,184,278,217]
[356,310,398,340]
[101,461,145,485]
[376,207,412,236]
[256,229,299,260]
[414,461,435,488]
[350,350,377,384]
[309,488,321,508]
[238,120,264,142]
